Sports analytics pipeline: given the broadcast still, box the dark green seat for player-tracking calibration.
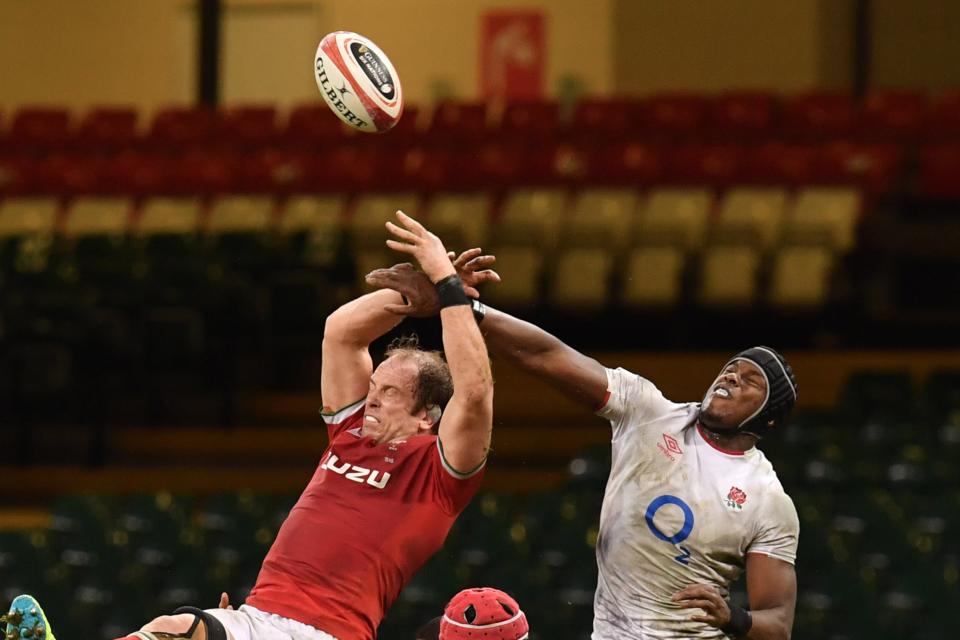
[839,371,914,425]
[921,369,960,425]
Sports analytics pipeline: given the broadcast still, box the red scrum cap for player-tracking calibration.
[440,588,529,640]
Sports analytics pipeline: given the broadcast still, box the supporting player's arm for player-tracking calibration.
[321,288,406,411]
[365,265,608,409]
[672,555,796,640]
[385,211,494,472]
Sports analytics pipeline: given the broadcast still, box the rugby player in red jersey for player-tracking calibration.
[5,212,498,640]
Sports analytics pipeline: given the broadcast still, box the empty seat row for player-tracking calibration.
[0,141,904,196]
[0,186,862,255]
[2,90,960,152]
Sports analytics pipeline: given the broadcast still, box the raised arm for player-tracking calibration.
[320,289,405,412]
[365,263,608,410]
[385,212,494,472]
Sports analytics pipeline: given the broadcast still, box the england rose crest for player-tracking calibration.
[726,486,747,510]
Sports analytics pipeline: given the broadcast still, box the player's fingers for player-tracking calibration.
[395,210,428,234]
[672,585,714,600]
[219,593,230,609]
[386,239,416,254]
[383,303,415,316]
[674,598,714,611]
[385,221,420,243]
[453,248,483,268]
[689,615,714,624]
[464,254,496,270]
[364,272,399,289]
[470,269,501,283]
[463,285,481,299]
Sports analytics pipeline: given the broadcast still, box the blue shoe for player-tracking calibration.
[2,595,56,640]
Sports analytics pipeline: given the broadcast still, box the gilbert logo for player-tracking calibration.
[657,434,683,461]
[321,452,391,489]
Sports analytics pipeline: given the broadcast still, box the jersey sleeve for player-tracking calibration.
[747,490,800,564]
[320,398,365,440]
[595,367,673,439]
[429,437,486,515]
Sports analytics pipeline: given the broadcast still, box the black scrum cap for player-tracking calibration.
[726,346,798,438]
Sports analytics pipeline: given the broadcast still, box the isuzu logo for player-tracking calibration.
[321,451,391,489]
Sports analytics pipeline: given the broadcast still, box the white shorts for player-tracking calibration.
[204,605,338,640]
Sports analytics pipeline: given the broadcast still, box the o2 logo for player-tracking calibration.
[644,494,694,565]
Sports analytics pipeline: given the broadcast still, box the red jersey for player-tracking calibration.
[246,399,485,640]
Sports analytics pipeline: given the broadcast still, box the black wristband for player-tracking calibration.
[471,298,486,324]
[435,274,470,308]
[721,605,752,638]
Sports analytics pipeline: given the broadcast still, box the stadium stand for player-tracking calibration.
[2,91,960,640]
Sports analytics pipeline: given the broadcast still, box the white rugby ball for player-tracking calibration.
[314,31,403,133]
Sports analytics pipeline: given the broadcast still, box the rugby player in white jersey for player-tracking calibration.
[367,263,800,640]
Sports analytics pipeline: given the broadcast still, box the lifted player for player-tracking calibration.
[6,212,497,640]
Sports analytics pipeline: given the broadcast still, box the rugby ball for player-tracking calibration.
[314,31,403,133]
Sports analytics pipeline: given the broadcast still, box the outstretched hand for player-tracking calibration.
[447,247,501,296]
[385,211,456,283]
[672,584,731,628]
[367,249,500,317]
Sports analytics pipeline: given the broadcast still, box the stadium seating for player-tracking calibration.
[6,376,958,640]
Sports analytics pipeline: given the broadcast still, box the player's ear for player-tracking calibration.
[418,404,442,433]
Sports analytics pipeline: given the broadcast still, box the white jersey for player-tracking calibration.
[592,368,799,640]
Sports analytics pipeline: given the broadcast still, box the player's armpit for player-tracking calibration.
[743,553,797,640]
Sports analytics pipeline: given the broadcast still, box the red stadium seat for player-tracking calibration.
[566,98,639,143]
[918,144,960,198]
[233,149,306,194]
[640,93,709,141]
[743,143,818,187]
[708,91,778,142]
[426,101,489,146]
[370,146,452,191]
[221,105,279,148]
[102,153,170,196]
[76,107,139,152]
[300,147,382,192]
[149,106,219,150]
[923,91,960,141]
[0,155,38,196]
[33,154,104,196]
[473,142,525,189]
[500,100,560,143]
[815,142,903,196]
[8,107,72,153]
[377,104,422,147]
[782,92,857,141]
[585,142,663,187]
[169,151,236,195]
[522,144,588,186]
[859,90,927,141]
[284,103,349,149]
[666,144,745,187]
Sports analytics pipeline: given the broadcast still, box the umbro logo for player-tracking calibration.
[657,434,683,461]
